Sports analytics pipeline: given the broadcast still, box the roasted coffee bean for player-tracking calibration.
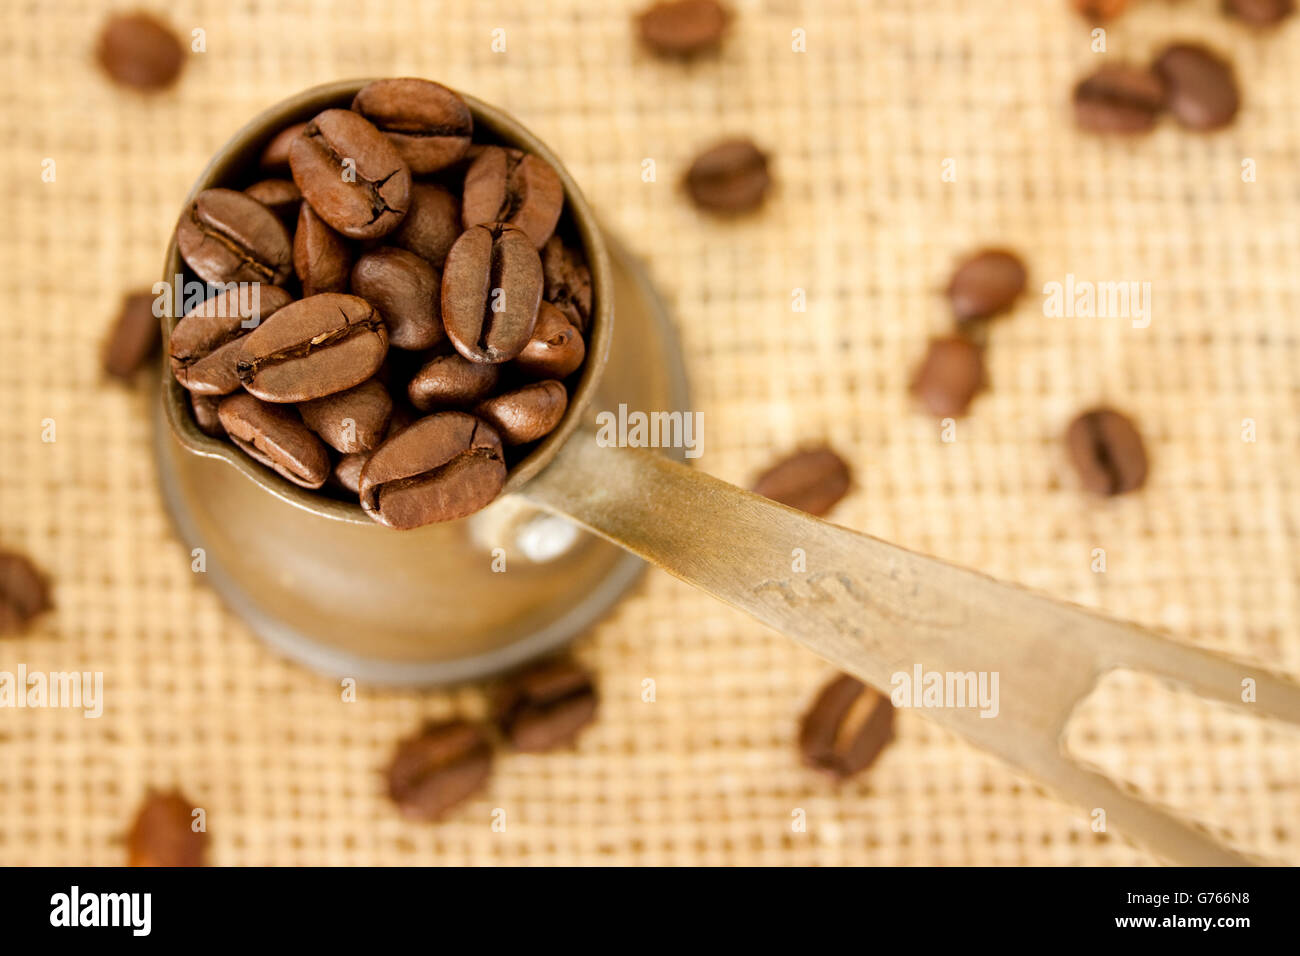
[126,789,208,867]
[237,293,388,403]
[1153,44,1240,131]
[1224,0,1294,25]
[96,12,184,91]
[0,549,52,636]
[494,658,598,752]
[189,392,225,438]
[217,393,331,489]
[685,138,770,213]
[103,290,160,380]
[442,223,543,364]
[259,122,308,172]
[946,249,1026,323]
[637,0,729,56]
[359,412,506,528]
[350,247,445,350]
[386,720,493,821]
[298,379,393,454]
[1066,407,1148,496]
[540,236,593,333]
[1070,0,1129,18]
[292,203,352,297]
[170,285,293,395]
[175,188,294,287]
[352,78,473,174]
[332,404,415,493]
[392,183,462,268]
[244,178,301,227]
[799,674,895,779]
[752,447,851,517]
[513,302,585,379]
[289,109,411,239]
[408,350,500,411]
[910,336,986,418]
[474,380,568,446]
[1073,65,1166,134]
[461,147,564,249]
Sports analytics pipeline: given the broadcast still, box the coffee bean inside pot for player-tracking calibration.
[1152,43,1240,131]
[514,301,586,380]
[685,138,771,213]
[408,350,501,411]
[386,720,493,821]
[176,188,294,287]
[946,248,1026,323]
[798,674,895,779]
[441,222,543,364]
[217,392,331,489]
[0,549,52,636]
[540,236,593,334]
[170,285,293,395]
[244,178,302,228]
[1073,65,1166,134]
[259,122,307,172]
[493,658,598,752]
[352,78,473,175]
[350,246,444,351]
[1066,407,1148,496]
[752,447,851,517]
[189,392,225,438]
[461,147,564,249]
[474,380,568,446]
[298,379,393,454]
[392,183,462,268]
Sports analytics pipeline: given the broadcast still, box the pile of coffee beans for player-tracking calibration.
[168,78,594,529]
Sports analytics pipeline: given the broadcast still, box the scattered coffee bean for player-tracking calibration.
[236,293,388,403]
[946,248,1026,323]
[910,336,987,418]
[513,302,586,380]
[258,122,308,172]
[189,392,225,438]
[475,380,568,446]
[1224,0,1294,25]
[103,290,160,381]
[799,674,895,779]
[359,412,507,528]
[1066,407,1148,496]
[352,78,473,174]
[292,203,352,297]
[176,188,294,287]
[96,12,184,91]
[408,350,500,411]
[298,379,393,453]
[392,183,462,268]
[126,789,207,867]
[637,0,729,56]
[244,178,302,227]
[752,447,851,517]
[1153,43,1240,131]
[461,147,564,248]
[685,138,771,213]
[350,247,444,350]
[218,393,331,489]
[289,109,411,239]
[170,285,293,395]
[386,720,493,821]
[442,223,543,364]
[541,236,593,334]
[1073,65,1166,134]
[494,658,598,752]
[0,549,52,636]
[1070,0,1130,18]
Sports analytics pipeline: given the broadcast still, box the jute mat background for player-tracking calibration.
[1,0,1298,865]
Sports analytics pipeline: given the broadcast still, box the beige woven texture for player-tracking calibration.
[1,0,1298,865]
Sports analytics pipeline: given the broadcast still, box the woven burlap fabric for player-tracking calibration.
[0,0,1297,865]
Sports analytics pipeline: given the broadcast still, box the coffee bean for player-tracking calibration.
[259,122,308,172]
[493,658,598,752]
[391,183,462,268]
[386,720,493,821]
[540,236,593,334]
[217,393,331,489]
[96,12,184,91]
[1225,0,1294,25]
[513,302,585,380]
[0,549,52,636]
[1153,43,1240,131]
[359,412,506,528]
[244,178,302,227]
[352,78,473,174]
[298,379,393,454]
[332,405,415,493]
[170,285,293,395]
[176,188,294,287]
[752,447,851,517]
[442,223,543,364]
[189,392,225,438]
[292,203,352,297]
[289,109,411,239]
[946,248,1026,323]
[1066,407,1148,496]
[637,0,729,56]
[1073,65,1166,134]
[474,380,568,446]
[350,247,445,351]
[236,293,388,403]
[799,674,895,779]
[408,350,500,411]
[103,290,160,381]
[910,336,986,418]
[685,138,770,213]
[462,147,564,249]
[126,789,208,866]
[1070,0,1129,18]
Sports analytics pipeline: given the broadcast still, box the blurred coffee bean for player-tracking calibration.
[103,290,160,381]
[1070,0,1130,18]
[408,350,500,411]
[474,380,568,446]
[1073,65,1166,133]
[494,658,598,752]
[0,549,52,636]
[217,393,331,489]
[352,78,473,174]
[1224,0,1294,25]
[946,248,1026,323]
[1066,407,1148,495]
[541,236,593,333]
[799,674,895,779]
[752,447,851,517]
[392,183,462,268]
[258,122,308,172]
[189,392,225,438]
[1153,43,1240,130]
[126,789,208,866]
[350,246,445,350]
[442,223,543,364]
[170,285,293,395]
[685,138,770,213]
[292,203,352,297]
[637,0,729,56]
[176,188,293,287]
[513,302,586,380]
[298,379,393,454]
[461,146,564,248]
[244,178,302,228]
[910,336,986,418]
[386,720,493,821]
[96,12,184,91]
